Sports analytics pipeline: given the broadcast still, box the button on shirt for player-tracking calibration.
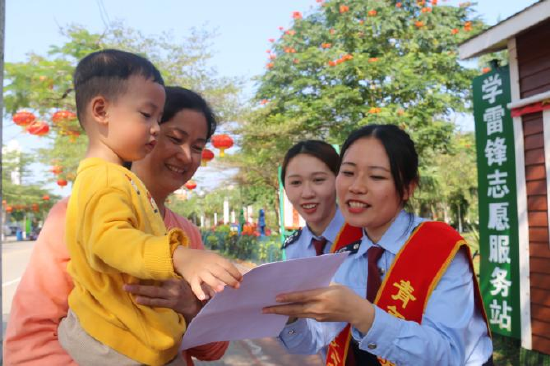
[284,208,346,260]
[279,210,493,366]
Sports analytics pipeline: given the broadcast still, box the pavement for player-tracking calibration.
[1,238,324,365]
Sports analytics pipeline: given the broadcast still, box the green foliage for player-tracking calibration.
[201,226,282,264]
[3,22,242,185]
[411,131,479,226]
[2,148,59,220]
[234,0,488,226]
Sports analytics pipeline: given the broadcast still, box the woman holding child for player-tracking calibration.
[4,85,231,365]
[268,124,493,366]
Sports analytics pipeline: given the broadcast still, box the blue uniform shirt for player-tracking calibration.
[284,207,345,260]
[279,210,493,366]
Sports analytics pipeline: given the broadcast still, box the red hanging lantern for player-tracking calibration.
[12,111,36,127]
[201,148,215,166]
[211,134,234,157]
[52,110,77,125]
[184,180,197,190]
[57,178,68,188]
[27,121,50,136]
[51,165,63,175]
[32,203,39,212]
[6,206,13,213]
[42,194,50,201]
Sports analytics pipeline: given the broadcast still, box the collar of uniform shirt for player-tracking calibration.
[304,207,345,249]
[356,210,419,257]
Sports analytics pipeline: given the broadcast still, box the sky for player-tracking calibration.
[2,0,539,194]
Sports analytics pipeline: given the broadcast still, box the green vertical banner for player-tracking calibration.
[473,65,520,338]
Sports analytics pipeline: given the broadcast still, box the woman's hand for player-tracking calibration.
[124,279,202,324]
[262,284,375,333]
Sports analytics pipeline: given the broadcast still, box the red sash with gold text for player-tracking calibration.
[326,221,490,366]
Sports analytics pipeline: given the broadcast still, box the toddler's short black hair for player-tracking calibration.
[73,49,164,124]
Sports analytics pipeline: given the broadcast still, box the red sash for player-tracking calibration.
[326,221,490,366]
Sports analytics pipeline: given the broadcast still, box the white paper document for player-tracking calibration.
[180,252,348,350]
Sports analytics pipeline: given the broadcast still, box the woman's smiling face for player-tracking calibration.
[135,109,208,198]
[336,136,410,242]
[284,153,337,235]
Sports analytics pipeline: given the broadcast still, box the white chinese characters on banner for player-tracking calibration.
[487,170,510,198]
[482,74,503,104]
[488,202,510,231]
[485,137,507,166]
[490,267,512,297]
[489,299,512,332]
[483,106,505,135]
[489,235,511,264]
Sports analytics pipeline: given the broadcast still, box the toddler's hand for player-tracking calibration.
[173,247,243,301]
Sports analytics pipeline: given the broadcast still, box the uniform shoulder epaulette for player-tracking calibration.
[282,228,302,249]
[334,239,362,254]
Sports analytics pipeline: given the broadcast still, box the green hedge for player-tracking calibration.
[201,225,282,264]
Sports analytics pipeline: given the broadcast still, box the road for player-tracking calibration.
[1,239,323,365]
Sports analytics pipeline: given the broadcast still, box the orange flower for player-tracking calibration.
[328,60,336,67]
[415,21,424,28]
[293,58,300,64]
[421,7,432,13]
[336,58,344,65]
[278,26,284,31]
[482,67,491,74]
[451,28,459,35]
[464,21,472,27]
[269,54,277,60]
[330,28,336,35]
[397,109,405,116]
[431,0,438,5]
[284,47,296,53]
[268,38,275,43]
[260,99,269,105]
[368,10,377,16]
[292,11,302,19]
[286,30,296,36]
[339,5,349,13]
[343,54,353,60]
[267,63,274,69]
[359,19,364,24]
[368,57,379,62]
[396,2,402,7]
[369,107,382,114]
[321,43,332,49]
[417,0,426,6]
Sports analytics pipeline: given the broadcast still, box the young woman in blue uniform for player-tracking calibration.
[266,125,493,366]
[282,140,353,259]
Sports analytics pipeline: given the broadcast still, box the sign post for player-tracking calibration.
[473,66,521,338]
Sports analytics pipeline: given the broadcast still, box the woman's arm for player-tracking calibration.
[4,199,77,365]
[266,250,486,366]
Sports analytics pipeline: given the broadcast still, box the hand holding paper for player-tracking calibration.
[180,252,348,350]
